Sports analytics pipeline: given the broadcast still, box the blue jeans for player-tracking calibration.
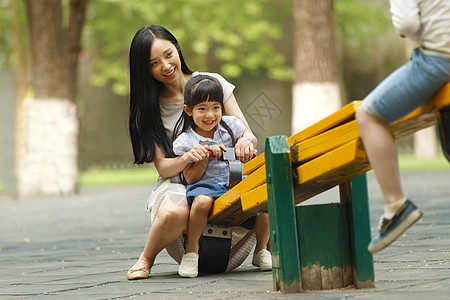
[362,48,450,123]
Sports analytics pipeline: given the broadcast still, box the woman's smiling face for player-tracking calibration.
[149,38,182,84]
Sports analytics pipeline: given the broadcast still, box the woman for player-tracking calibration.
[127,25,271,280]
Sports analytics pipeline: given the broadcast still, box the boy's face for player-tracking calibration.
[183,100,222,138]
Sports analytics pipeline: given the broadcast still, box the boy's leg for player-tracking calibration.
[254,213,271,252]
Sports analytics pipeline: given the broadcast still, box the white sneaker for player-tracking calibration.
[178,252,199,278]
[252,249,272,271]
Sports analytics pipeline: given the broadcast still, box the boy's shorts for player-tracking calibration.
[362,48,450,123]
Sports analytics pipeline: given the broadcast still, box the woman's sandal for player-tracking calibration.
[127,267,150,280]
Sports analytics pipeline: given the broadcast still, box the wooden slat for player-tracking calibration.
[243,153,264,175]
[241,139,366,212]
[292,120,360,164]
[241,139,370,213]
[287,101,361,146]
[296,203,352,290]
[296,139,367,185]
[293,139,370,204]
[243,101,362,175]
[265,135,302,293]
[208,165,266,224]
[241,184,268,214]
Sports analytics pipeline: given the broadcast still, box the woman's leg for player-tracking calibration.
[130,198,190,271]
[185,195,214,254]
[355,108,405,205]
[252,213,272,271]
[254,213,270,252]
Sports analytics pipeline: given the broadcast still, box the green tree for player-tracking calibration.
[85,0,292,95]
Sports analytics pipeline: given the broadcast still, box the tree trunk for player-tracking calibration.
[20,0,88,197]
[414,126,437,158]
[10,0,28,198]
[291,0,340,134]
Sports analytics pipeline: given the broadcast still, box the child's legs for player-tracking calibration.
[186,194,214,254]
[134,195,189,269]
[254,213,270,252]
[356,49,450,205]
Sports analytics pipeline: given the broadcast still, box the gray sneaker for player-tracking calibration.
[368,200,423,253]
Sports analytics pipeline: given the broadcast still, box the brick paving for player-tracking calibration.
[1,171,449,299]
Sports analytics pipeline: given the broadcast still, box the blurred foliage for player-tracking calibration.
[85,0,390,96]
[0,0,392,96]
[0,0,28,70]
[336,0,390,44]
[85,0,292,95]
[336,0,392,71]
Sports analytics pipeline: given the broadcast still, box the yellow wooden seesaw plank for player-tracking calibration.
[241,139,369,213]
[243,101,362,175]
[292,120,360,164]
[208,165,266,224]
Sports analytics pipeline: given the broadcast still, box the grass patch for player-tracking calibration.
[79,167,159,187]
[399,153,450,172]
[77,154,450,187]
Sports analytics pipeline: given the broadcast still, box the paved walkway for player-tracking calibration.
[1,171,449,299]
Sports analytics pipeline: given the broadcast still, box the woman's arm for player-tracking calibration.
[153,144,209,179]
[224,93,258,163]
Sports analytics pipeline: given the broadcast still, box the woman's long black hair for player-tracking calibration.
[173,75,236,146]
[129,25,193,164]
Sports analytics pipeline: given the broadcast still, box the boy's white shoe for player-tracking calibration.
[178,252,199,278]
[252,249,272,271]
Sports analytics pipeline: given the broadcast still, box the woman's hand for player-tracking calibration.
[182,144,210,164]
[235,136,257,163]
[223,93,258,162]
